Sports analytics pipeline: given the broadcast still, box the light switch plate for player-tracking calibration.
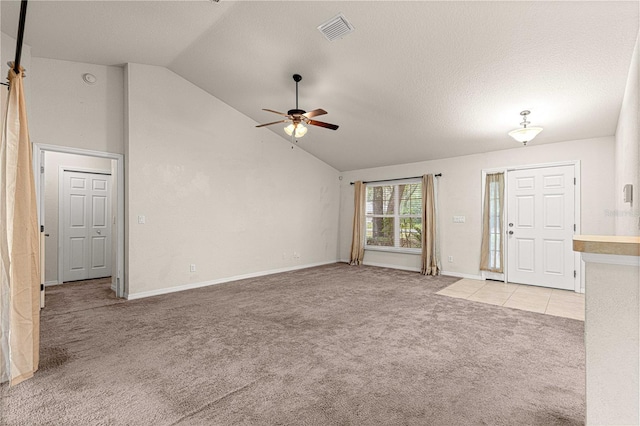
[138,215,145,224]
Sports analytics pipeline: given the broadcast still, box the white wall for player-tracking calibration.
[124,63,340,296]
[614,33,639,236]
[43,152,113,284]
[29,57,124,154]
[338,137,615,276]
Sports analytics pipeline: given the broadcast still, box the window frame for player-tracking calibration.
[364,179,422,254]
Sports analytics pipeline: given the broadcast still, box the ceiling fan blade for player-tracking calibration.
[308,119,339,130]
[303,109,327,119]
[256,119,288,128]
[262,108,289,117]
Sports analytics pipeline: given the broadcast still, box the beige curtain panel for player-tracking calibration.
[349,181,365,265]
[480,172,505,273]
[421,174,438,276]
[0,65,40,386]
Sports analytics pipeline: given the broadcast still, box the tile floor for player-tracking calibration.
[436,278,585,321]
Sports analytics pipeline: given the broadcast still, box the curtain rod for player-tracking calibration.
[13,0,28,74]
[349,174,442,185]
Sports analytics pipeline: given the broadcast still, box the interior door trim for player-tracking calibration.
[32,143,125,298]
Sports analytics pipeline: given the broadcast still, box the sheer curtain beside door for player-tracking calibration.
[480,172,505,274]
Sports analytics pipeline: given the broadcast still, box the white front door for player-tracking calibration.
[506,165,575,290]
[62,170,112,282]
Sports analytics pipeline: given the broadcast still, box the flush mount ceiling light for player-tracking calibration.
[508,110,543,146]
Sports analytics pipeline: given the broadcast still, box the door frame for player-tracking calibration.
[58,167,112,285]
[32,143,125,298]
[481,160,583,293]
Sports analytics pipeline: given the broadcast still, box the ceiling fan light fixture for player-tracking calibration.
[295,123,308,138]
[284,123,295,136]
[508,110,543,146]
[284,123,308,138]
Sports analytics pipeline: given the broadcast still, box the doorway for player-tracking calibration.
[506,163,580,291]
[482,161,581,292]
[33,144,124,298]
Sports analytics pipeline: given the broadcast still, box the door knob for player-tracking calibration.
[508,223,514,227]
[508,231,514,235]
[96,230,101,235]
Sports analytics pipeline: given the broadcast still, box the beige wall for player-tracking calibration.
[614,33,639,236]
[338,137,616,277]
[124,63,340,296]
[43,152,113,284]
[29,57,124,154]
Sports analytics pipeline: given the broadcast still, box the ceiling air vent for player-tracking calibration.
[317,13,355,42]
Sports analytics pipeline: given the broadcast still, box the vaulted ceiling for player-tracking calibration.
[2,1,638,171]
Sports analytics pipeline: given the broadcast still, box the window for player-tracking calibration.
[487,179,502,270]
[365,181,422,252]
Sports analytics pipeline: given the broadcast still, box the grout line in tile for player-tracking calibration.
[466,282,489,299]
[501,283,521,306]
[543,291,553,314]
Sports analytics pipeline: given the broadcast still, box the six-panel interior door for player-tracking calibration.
[506,165,575,290]
[62,171,112,282]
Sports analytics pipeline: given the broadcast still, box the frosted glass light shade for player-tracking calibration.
[284,123,295,136]
[284,123,307,138]
[508,126,543,144]
[295,124,308,138]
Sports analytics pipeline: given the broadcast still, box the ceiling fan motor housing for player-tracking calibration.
[287,108,306,116]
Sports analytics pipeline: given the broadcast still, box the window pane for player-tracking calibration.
[366,185,395,215]
[366,216,394,247]
[399,217,422,248]
[399,183,422,215]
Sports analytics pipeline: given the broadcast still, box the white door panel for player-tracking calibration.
[507,165,575,290]
[62,171,112,282]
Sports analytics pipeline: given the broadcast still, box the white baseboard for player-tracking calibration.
[362,261,421,273]
[125,260,339,300]
[439,270,484,280]
[45,280,61,287]
[340,257,422,273]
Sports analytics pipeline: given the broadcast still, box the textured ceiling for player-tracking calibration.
[2,1,638,171]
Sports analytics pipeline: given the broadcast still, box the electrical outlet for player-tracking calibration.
[453,216,465,223]
[448,256,454,263]
[293,252,300,259]
[190,264,196,272]
[138,215,146,224]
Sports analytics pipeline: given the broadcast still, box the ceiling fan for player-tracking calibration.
[256,74,339,138]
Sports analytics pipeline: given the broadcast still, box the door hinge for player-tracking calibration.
[573,224,576,232]
[574,177,576,185]
[40,284,44,291]
[40,225,44,232]
[40,165,44,173]
[574,270,576,278]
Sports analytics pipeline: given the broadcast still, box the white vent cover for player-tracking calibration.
[317,13,355,42]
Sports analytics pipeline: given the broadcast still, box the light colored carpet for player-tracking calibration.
[0,264,584,425]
